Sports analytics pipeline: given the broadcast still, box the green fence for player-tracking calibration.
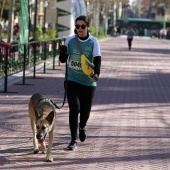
[0,37,65,93]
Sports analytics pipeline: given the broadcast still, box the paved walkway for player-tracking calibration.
[0,36,170,170]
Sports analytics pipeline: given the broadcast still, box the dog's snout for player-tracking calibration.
[36,134,42,140]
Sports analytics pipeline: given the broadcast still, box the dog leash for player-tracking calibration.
[51,60,68,109]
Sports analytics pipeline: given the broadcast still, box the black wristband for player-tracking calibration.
[90,73,99,81]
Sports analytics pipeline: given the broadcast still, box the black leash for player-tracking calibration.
[51,60,68,109]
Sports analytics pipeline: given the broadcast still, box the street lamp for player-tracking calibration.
[163,3,167,38]
[44,1,48,7]
[28,0,35,38]
[43,1,48,27]
[29,0,35,5]
[113,4,116,26]
[29,0,35,21]
[33,0,38,33]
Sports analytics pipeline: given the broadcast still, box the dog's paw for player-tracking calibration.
[46,156,53,162]
[34,149,39,154]
[42,149,47,154]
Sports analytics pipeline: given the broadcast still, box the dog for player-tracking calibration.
[28,93,56,162]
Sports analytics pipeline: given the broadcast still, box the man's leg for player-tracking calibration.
[67,81,80,141]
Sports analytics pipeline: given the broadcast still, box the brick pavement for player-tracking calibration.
[0,37,170,170]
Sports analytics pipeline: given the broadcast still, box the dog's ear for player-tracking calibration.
[46,111,54,125]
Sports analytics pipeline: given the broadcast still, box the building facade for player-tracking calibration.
[131,0,170,22]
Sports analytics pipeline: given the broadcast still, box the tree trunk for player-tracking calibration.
[0,0,7,21]
[7,0,15,43]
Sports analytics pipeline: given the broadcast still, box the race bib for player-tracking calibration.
[68,59,82,70]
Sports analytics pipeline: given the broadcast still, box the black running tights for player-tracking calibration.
[66,81,96,141]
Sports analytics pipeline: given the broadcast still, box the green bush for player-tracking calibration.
[33,30,42,40]
[89,26,96,36]
[44,29,57,40]
[98,27,104,35]
[89,26,105,37]
[33,29,57,40]
[1,29,7,39]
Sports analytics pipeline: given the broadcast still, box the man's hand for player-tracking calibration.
[90,73,99,82]
[59,45,67,53]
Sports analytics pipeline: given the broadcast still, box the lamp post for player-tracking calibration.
[43,1,48,27]
[29,0,35,19]
[34,0,38,33]
[104,15,108,36]
[29,0,35,38]
[113,4,116,26]
[163,3,167,38]
[7,0,15,43]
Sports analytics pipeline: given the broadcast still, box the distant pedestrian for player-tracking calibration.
[0,23,12,63]
[13,25,19,41]
[0,22,4,42]
[144,28,147,37]
[159,29,163,39]
[0,22,12,49]
[48,24,53,30]
[42,25,46,34]
[163,28,167,39]
[125,26,136,50]
[14,23,20,31]
[117,26,121,36]
[139,27,143,37]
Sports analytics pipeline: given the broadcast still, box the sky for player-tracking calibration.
[129,0,133,5]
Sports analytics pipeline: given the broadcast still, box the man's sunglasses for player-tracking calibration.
[75,24,86,29]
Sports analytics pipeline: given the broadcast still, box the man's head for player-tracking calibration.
[74,15,90,38]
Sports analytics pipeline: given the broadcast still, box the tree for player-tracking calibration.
[7,0,15,43]
[86,0,129,36]
[0,0,7,21]
[0,0,20,22]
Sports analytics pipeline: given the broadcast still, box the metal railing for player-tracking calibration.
[0,37,65,93]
